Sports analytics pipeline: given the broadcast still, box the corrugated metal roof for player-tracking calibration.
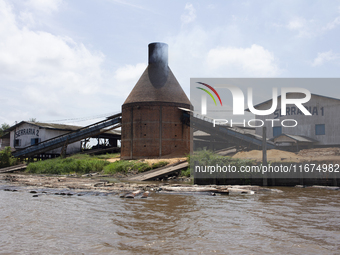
[246,93,340,112]
[194,130,210,137]
[271,133,318,143]
[284,134,318,142]
[5,121,121,135]
[5,121,82,132]
[32,122,82,130]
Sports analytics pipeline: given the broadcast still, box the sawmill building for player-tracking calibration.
[3,121,120,157]
[253,93,340,149]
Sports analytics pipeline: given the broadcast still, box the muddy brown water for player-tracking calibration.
[0,183,339,254]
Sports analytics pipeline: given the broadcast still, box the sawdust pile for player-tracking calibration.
[232,149,300,162]
[106,157,187,165]
[232,148,340,162]
[298,147,340,157]
[142,158,187,165]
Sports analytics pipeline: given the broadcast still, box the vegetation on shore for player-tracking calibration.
[0,147,20,168]
[181,150,256,177]
[26,154,109,175]
[26,153,169,175]
[103,160,168,174]
[180,167,191,177]
[93,153,120,160]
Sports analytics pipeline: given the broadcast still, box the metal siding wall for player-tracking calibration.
[8,123,81,154]
[10,123,41,149]
[255,95,340,145]
[44,129,81,154]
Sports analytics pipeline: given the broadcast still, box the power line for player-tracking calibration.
[41,112,120,123]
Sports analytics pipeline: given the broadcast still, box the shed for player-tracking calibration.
[270,133,317,151]
[0,132,10,150]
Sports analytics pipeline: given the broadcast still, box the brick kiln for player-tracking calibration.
[121,43,191,159]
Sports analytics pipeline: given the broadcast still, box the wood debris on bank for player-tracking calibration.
[0,173,285,199]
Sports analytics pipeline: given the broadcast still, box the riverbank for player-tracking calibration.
[0,173,286,197]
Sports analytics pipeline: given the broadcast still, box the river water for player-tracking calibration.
[0,184,339,255]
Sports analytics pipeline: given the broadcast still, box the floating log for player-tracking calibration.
[311,185,339,190]
[125,190,143,198]
[215,189,230,195]
[141,191,149,198]
[159,186,229,195]
[228,188,255,195]
[119,192,129,198]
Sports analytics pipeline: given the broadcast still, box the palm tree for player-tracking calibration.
[28,118,37,123]
[0,123,10,137]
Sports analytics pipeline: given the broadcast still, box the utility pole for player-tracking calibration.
[262,126,267,186]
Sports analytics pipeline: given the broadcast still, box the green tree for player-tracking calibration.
[0,123,10,137]
[0,147,12,168]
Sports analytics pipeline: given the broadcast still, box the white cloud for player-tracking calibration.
[114,63,146,82]
[323,16,340,31]
[26,0,62,14]
[312,50,339,66]
[206,45,280,76]
[113,63,147,98]
[0,0,104,88]
[0,25,104,94]
[287,17,306,30]
[181,3,196,24]
[107,0,149,11]
[18,11,35,27]
[164,26,212,95]
[284,11,340,38]
[284,17,318,38]
[0,0,106,121]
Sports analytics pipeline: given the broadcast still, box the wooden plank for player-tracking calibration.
[129,162,189,181]
[0,164,27,173]
[127,161,186,181]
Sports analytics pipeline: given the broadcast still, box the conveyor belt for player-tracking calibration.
[13,113,122,158]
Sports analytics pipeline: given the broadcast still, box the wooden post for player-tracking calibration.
[262,127,267,186]
[60,138,68,158]
[333,170,337,186]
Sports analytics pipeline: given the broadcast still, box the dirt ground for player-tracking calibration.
[232,148,340,162]
[106,148,340,164]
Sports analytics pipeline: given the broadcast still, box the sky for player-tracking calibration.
[1,0,340,127]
